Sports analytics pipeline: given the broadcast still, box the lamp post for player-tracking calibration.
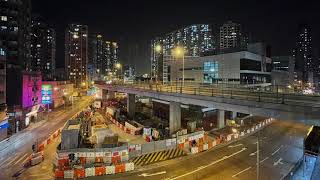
[173,46,185,86]
[115,63,122,83]
[154,44,162,84]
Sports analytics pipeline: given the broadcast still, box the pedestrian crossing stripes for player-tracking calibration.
[131,148,186,166]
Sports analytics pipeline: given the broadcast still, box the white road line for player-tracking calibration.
[260,157,269,163]
[228,144,243,148]
[138,171,167,177]
[3,153,20,167]
[13,153,29,166]
[0,156,13,167]
[271,146,282,156]
[232,167,252,178]
[273,158,283,166]
[165,147,247,180]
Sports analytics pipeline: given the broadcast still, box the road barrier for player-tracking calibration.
[53,117,274,178]
[187,118,274,156]
[106,113,141,135]
[55,163,135,179]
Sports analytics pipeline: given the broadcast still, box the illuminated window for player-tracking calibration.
[1,16,7,21]
[203,61,219,84]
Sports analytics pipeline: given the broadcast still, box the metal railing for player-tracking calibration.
[104,82,320,107]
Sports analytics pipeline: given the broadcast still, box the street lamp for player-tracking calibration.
[115,63,122,82]
[173,46,186,86]
[154,44,162,83]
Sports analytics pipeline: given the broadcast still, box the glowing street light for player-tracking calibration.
[115,63,122,81]
[155,44,162,53]
[173,46,186,86]
[115,63,121,69]
[154,44,162,83]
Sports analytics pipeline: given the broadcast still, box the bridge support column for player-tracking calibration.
[127,93,136,119]
[107,91,115,100]
[231,111,237,120]
[169,101,181,134]
[217,110,225,129]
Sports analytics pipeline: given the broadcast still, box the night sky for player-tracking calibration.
[31,0,320,75]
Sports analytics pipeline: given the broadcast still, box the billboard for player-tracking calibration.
[42,84,52,104]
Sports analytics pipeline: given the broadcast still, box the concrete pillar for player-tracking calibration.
[231,111,237,120]
[169,101,181,134]
[217,109,225,129]
[107,91,115,100]
[102,89,108,100]
[127,93,136,119]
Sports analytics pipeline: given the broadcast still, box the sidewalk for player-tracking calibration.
[0,96,93,178]
[291,155,317,180]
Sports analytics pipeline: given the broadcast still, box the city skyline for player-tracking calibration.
[31,0,320,75]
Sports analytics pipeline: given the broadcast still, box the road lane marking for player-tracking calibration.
[271,146,282,156]
[249,150,260,156]
[165,147,247,180]
[13,153,29,165]
[232,166,252,178]
[228,144,243,148]
[3,154,20,167]
[138,171,167,177]
[273,158,283,166]
[260,157,269,163]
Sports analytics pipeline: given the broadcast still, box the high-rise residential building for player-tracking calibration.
[292,24,314,83]
[219,21,248,51]
[30,15,56,80]
[0,45,8,141]
[0,0,31,107]
[1,0,32,134]
[151,24,215,82]
[88,34,119,80]
[65,24,88,88]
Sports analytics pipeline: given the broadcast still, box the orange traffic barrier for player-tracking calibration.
[58,159,69,167]
[216,137,221,145]
[74,168,85,178]
[55,169,64,178]
[38,144,45,151]
[79,157,86,165]
[204,133,208,141]
[198,145,203,152]
[115,164,125,173]
[178,143,184,149]
[111,156,121,164]
[95,166,106,176]
[95,157,103,163]
[208,141,213,149]
[47,138,51,145]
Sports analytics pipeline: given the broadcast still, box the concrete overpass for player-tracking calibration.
[95,83,320,132]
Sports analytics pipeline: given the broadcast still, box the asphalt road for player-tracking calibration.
[0,96,93,179]
[90,120,308,180]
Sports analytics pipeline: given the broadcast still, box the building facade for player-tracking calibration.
[1,0,33,134]
[65,24,88,88]
[88,34,119,81]
[0,0,31,106]
[292,24,314,83]
[30,15,56,80]
[163,50,272,85]
[0,45,8,141]
[219,21,248,51]
[151,24,215,82]
[42,81,74,109]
